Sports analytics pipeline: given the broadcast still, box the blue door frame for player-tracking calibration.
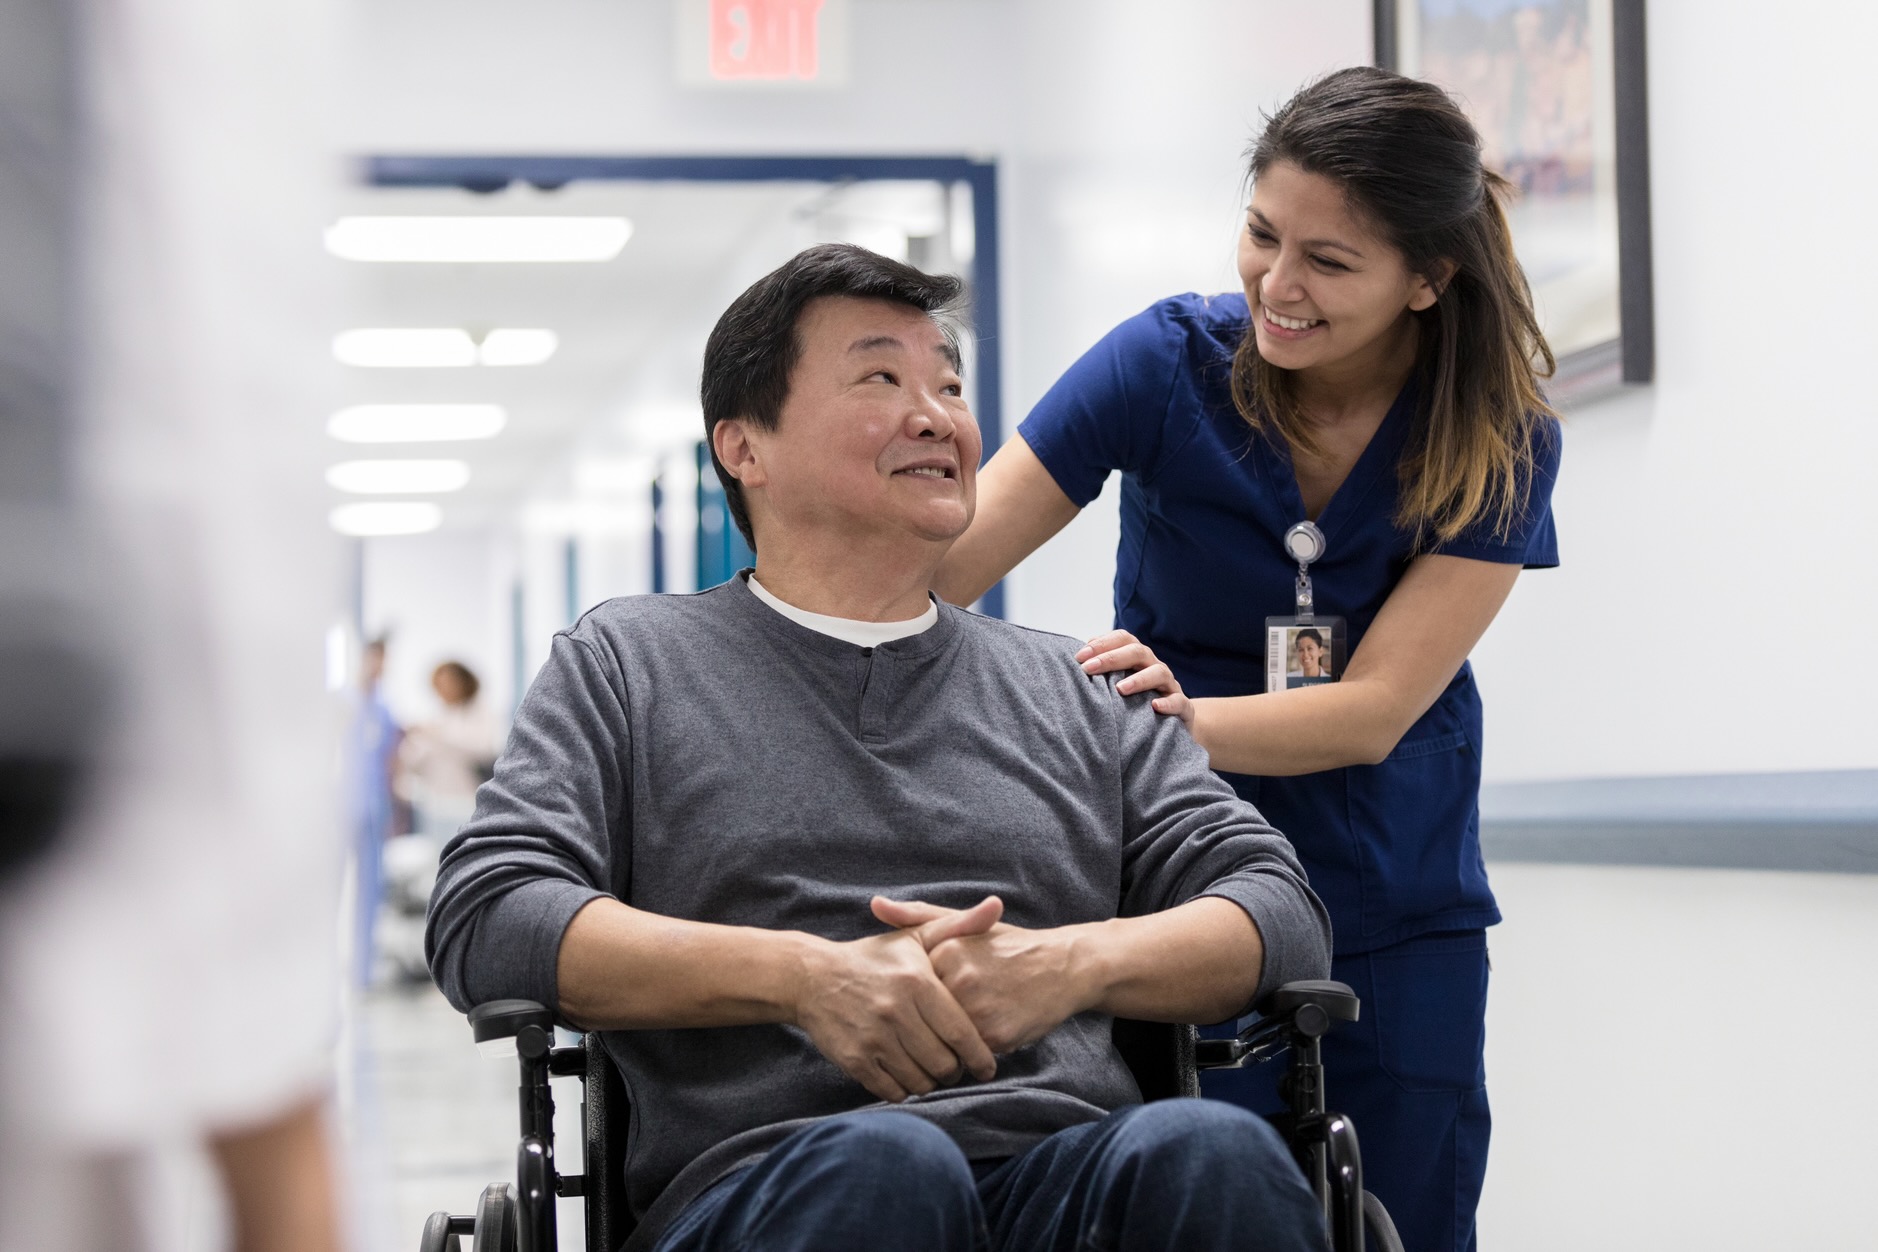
[364,153,1006,619]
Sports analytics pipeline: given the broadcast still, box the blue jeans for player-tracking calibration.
[654,1100,1325,1252]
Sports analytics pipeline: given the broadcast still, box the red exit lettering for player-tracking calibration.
[710,0,826,80]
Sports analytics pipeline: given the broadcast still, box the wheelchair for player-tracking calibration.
[419,980,1404,1252]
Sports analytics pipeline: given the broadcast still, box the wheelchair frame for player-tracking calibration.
[420,980,1400,1252]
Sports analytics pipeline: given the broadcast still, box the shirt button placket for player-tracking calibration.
[857,649,889,746]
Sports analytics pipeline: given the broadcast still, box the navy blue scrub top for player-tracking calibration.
[1020,293,1561,955]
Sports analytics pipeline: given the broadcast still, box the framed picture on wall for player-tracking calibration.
[1375,0,1653,393]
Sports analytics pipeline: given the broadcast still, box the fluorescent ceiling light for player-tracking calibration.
[326,459,471,495]
[332,328,559,368]
[478,328,559,366]
[324,216,632,263]
[330,501,443,537]
[327,404,507,443]
[333,328,477,368]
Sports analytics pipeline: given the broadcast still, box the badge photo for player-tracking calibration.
[1265,616,1347,692]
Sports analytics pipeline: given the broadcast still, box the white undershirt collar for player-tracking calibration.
[747,574,938,648]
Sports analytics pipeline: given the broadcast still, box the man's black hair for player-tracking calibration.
[699,243,965,548]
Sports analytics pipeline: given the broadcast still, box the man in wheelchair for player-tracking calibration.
[427,244,1335,1252]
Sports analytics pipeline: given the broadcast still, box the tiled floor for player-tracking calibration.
[342,981,588,1252]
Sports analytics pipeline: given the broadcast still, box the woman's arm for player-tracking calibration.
[1087,553,1522,776]
[935,436,1082,606]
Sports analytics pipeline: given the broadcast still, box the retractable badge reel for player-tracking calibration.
[1265,521,1347,692]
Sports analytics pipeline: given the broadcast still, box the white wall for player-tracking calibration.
[1480,862,1878,1251]
[993,3,1369,637]
[1470,1,1878,783]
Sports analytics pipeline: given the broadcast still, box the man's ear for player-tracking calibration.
[712,418,767,489]
[1408,259,1459,313]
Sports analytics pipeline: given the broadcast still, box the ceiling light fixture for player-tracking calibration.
[332,328,560,368]
[327,404,507,444]
[333,328,478,368]
[478,328,559,366]
[323,216,632,263]
[329,501,444,537]
[326,459,471,495]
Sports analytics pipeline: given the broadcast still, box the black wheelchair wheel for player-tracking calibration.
[418,1212,461,1252]
[1363,1189,1405,1252]
[472,1183,519,1252]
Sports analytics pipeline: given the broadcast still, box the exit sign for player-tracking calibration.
[676,0,851,88]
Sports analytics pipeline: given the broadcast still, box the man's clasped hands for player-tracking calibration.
[792,894,1103,1105]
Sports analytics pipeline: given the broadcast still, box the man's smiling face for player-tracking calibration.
[737,295,980,550]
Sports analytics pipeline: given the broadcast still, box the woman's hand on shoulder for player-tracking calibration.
[1075,631,1193,726]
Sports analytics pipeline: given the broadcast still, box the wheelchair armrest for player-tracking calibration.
[467,999,555,1060]
[1255,980,1359,1026]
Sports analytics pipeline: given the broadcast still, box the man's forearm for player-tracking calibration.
[556,896,813,1031]
[1069,896,1264,1025]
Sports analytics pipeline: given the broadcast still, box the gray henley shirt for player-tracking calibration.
[426,574,1331,1246]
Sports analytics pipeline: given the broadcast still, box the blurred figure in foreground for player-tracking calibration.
[0,1,348,1249]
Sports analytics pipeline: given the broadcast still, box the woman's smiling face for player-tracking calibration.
[1237,160,1442,376]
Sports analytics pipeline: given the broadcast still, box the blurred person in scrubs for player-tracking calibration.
[350,637,399,988]
[937,68,1561,1252]
[0,1,347,1249]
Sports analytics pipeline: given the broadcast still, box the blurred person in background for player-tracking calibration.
[395,660,497,838]
[377,660,495,985]
[350,638,400,989]
[0,1,348,1250]
[938,67,1562,1252]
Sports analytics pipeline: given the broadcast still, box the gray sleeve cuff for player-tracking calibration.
[455,878,607,1012]
[1201,874,1334,1015]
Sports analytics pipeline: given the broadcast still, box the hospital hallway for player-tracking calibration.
[4,2,1877,1251]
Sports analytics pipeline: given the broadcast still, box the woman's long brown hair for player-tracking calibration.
[1233,67,1558,548]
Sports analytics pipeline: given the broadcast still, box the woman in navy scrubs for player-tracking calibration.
[937,67,1561,1252]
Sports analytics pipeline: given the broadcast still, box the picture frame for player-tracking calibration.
[1375,0,1653,395]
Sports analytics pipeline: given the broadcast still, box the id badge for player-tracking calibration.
[1265,614,1346,691]
[1267,520,1345,691]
